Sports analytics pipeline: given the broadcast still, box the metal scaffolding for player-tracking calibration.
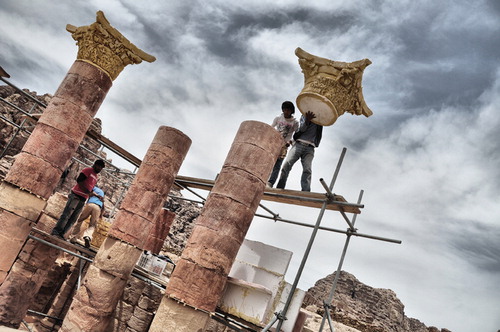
[168,147,401,332]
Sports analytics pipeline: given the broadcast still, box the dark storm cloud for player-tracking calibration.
[0,42,66,93]
[116,4,183,61]
[401,68,495,110]
[193,7,356,64]
[448,220,500,273]
[387,10,500,111]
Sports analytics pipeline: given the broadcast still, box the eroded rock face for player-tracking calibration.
[303,271,451,332]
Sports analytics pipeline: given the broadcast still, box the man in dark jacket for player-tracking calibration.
[276,111,322,191]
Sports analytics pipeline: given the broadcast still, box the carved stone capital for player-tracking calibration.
[295,47,373,126]
[66,11,156,81]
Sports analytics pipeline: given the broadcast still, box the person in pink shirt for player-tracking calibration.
[51,159,105,239]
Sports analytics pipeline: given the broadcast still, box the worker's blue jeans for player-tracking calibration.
[276,142,315,191]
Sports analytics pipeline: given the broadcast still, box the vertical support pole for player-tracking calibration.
[273,147,347,332]
[319,189,364,332]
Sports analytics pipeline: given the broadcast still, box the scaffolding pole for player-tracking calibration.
[268,147,347,332]
[167,194,401,244]
[319,190,363,332]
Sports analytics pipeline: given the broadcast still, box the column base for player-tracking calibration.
[149,296,210,332]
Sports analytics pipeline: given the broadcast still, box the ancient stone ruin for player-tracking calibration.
[0,9,452,332]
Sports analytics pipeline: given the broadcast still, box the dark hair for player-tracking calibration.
[94,159,106,167]
[281,101,295,114]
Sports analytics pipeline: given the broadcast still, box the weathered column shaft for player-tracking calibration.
[0,182,46,284]
[0,60,112,288]
[0,238,60,327]
[5,60,112,198]
[149,120,281,332]
[60,126,191,332]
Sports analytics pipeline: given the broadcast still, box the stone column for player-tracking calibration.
[59,126,191,332]
[149,121,282,332]
[0,10,155,327]
[0,58,112,286]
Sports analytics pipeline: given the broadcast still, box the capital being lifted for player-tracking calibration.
[66,11,156,81]
[295,47,373,126]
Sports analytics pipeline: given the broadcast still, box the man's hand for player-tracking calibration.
[305,111,316,123]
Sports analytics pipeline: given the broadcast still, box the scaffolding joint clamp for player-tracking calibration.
[347,227,358,235]
[275,311,288,321]
[325,193,336,203]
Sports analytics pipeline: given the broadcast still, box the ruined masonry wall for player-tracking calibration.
[106,277,163,332]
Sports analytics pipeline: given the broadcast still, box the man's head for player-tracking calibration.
[93,159,105,173]
[281,101,295,118]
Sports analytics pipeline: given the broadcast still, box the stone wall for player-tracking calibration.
[107,277,164,332]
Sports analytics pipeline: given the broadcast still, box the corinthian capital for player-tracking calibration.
[295,47,372,126]
[66,11,156,80]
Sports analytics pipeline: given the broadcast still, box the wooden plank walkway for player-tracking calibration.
[174,176,362,214]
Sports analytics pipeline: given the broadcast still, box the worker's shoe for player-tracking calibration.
[83,236,91,248]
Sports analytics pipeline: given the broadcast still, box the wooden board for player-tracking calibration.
[174,176,362,214]
[30,228,96,256]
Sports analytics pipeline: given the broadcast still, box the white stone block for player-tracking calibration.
[219,277,273,325]
[234,239,292,275]
[220,239,295,325]
[274,282,306,332]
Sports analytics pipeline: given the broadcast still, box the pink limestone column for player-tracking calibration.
[0,60,112,288]
[149,120,282,332]
[59,126,191,332]
[0,10,155,328]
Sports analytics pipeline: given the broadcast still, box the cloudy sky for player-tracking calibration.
[1,1,499,331]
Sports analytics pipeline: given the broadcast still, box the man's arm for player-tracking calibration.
[297,111,316,132]
[75,173,91,194]
[271,116,279,128]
